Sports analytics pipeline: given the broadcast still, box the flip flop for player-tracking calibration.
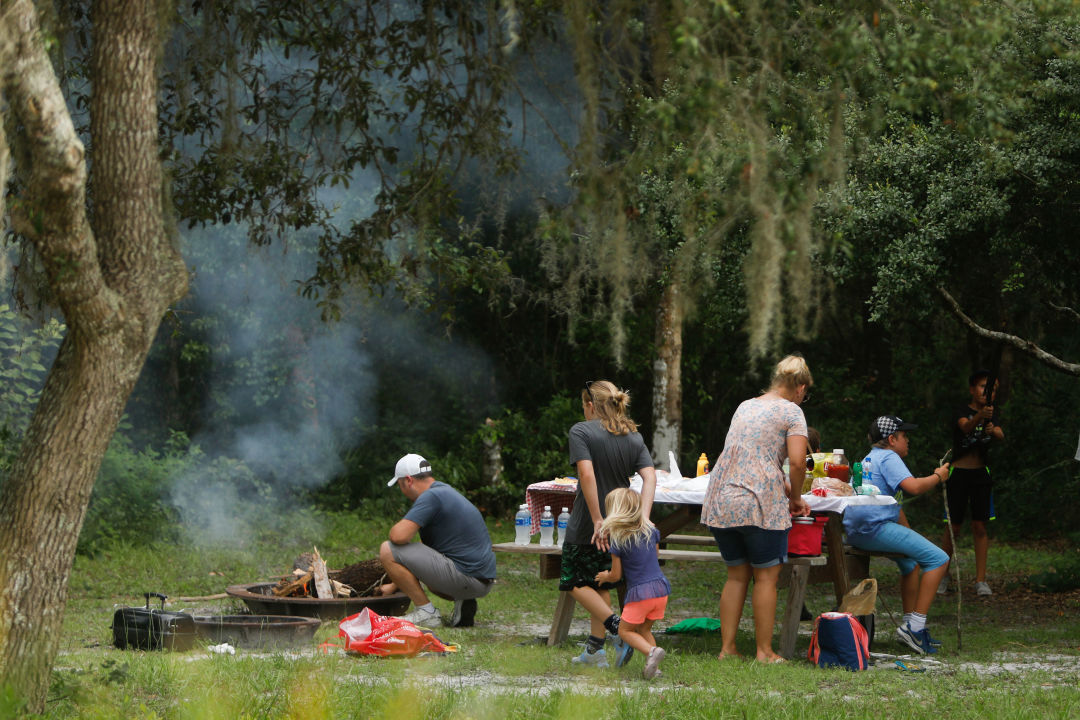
[895,659,925,673]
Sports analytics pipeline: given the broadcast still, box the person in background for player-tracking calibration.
[844,416,951,655]
[595,488,671,680]
[379,453,496,628]
[702,354,813,663]
[940,369,1005,597]
[562,380,658,669]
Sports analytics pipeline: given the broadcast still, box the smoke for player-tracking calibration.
[164,217,498,545]
[154,9,581,546]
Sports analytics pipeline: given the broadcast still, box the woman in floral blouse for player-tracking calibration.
[702,354,812,662]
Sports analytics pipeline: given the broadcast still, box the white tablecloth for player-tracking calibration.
[525,473,895,532]
[628,472,897,511]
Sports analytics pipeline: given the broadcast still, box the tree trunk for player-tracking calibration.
[0,0,187,711]
[650,281,683,470]
[481,418,504,487]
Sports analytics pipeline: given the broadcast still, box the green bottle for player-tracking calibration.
[852,461,863,489]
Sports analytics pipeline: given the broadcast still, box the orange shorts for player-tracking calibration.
[621,595,668,625]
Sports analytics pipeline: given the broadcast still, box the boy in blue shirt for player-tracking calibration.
[843,416,952,655]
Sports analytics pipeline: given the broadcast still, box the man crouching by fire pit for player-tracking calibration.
[379,453,497,627]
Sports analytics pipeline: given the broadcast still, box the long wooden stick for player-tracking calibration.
[939,451,962,653]
[173,593,229,602]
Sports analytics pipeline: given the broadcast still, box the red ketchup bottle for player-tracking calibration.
[824,449,850,483]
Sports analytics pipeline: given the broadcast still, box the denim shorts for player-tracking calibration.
[708,526,789,568]
[853,521,949,576]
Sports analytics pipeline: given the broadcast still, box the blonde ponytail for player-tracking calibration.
[582,380,638,435]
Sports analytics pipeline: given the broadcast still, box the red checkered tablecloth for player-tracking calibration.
[525,480,577,535]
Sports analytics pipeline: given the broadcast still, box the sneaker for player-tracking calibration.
[937,575,950,595]
[399,605,441,627]
[611,635,634,667]
[975,581,992,596]
[896,623,938,655]
[642,646,666,680]
[449,598,478,627]
[571,647,609,668]
[923,627,943,649]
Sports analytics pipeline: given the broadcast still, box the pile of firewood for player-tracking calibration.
[271,549,387,599]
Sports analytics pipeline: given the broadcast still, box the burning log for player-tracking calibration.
[271,551,387,598]
[311,548,333,599]
[272,571,313,597]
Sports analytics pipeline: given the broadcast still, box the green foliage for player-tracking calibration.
[435,393,582,516]
[78,434,184,555]
[78,432,278,556]
[0,304,63,433]
[153,0,521,316]
[1028,559,1080,593]
[0,304,63,476]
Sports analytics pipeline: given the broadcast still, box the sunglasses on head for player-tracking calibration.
[584,380,595,401]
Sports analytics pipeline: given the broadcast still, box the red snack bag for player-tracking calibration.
[338,607,450,657]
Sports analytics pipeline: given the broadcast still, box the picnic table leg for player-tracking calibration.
[655,505,697,539]
[547,591,576,646]
[779,563,811,659]
[823,515,849,605]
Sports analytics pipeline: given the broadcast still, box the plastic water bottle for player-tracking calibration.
[539,506,555,546]
[862,455,873,488]
[556,507,570,547]
[514,504,532,545]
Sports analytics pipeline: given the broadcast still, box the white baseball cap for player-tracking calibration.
[388,453,432,487]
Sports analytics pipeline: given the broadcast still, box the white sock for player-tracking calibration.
[908,612,927,632]
[418,602,436,614]
[903,613,913,628]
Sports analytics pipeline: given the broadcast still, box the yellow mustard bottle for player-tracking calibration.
[696,453,709,476]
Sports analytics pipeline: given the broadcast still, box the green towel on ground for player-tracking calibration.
[664,617,722,634]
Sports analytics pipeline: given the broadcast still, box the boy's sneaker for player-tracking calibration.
[923,627,943,649]
[896,623,938,655]
[642,646,666,680]
[975,581,992,596]
[611,635,634,667]
[936,575,951,595]
[571,647,609,668]
[448,598,477,627]
[399,605,441,627]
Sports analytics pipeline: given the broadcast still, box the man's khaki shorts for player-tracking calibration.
[389,542,493,600]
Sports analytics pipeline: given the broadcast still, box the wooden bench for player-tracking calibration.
[659,533,715,547]
[493,541,825,656]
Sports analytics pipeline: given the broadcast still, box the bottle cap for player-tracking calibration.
[562,507,569,512]
[544,506,551,511]
[833,449,844,455]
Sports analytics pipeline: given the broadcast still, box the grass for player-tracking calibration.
[18,509,1080,719]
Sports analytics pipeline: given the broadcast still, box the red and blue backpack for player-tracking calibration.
[807,612,870,671]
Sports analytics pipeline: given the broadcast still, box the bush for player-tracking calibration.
[435,393,581,517]
[78,433,185,555]
[79,431,281,555]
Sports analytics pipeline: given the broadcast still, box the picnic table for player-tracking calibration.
[496,474,896,657]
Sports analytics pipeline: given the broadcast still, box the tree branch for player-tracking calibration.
[2,0,121,335]
[1045,299,1080,323]
[937,285,1080,376]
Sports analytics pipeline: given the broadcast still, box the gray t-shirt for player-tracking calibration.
[404,481,497,579]
[566,420,654,545]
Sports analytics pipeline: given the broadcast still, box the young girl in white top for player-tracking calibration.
[595,488,671,679]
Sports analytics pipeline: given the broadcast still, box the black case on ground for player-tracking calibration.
[112,592,197,651]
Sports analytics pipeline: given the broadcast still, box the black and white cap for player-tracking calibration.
[869,415,918,443]
[388,453,432,486]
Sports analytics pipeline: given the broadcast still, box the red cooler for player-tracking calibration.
[788,516,828,557]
